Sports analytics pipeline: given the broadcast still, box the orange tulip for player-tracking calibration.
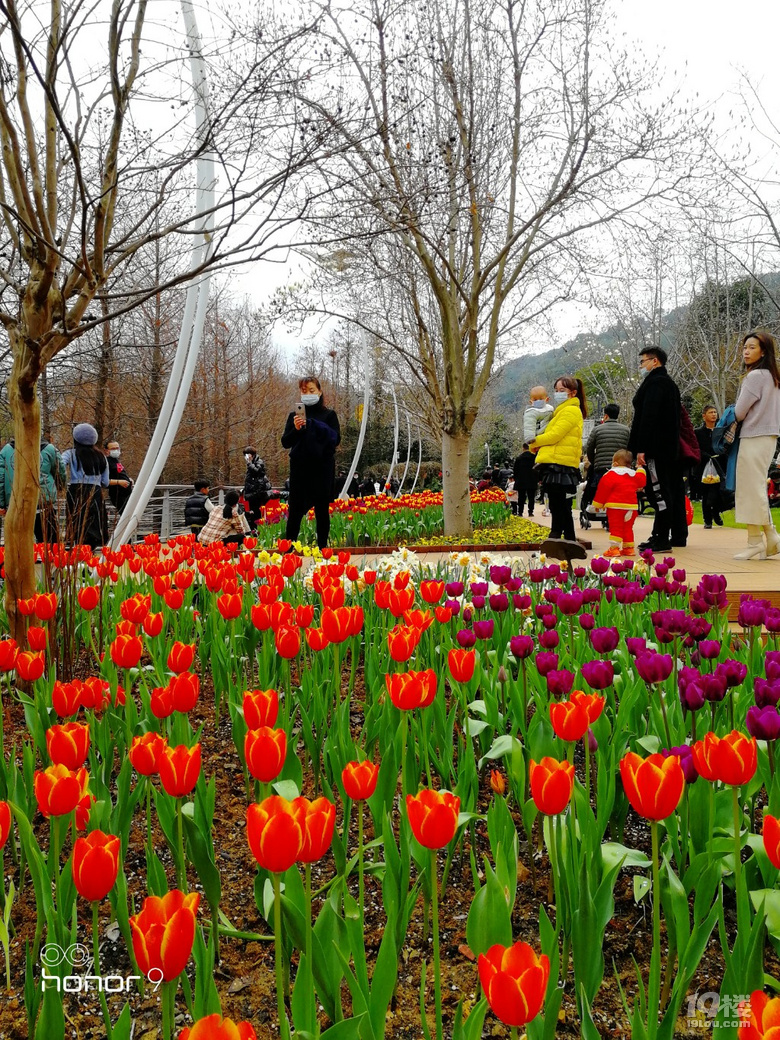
[16,650,45,681]
[549,698,589,742]
[245,727,287,783]
[0,802,11,850]
[763,814,780,870]
[385,669,437,710]
[120,594,152,624]
[490,769,506,795]
[246,796,303,873]
[692,730,758,787]
[447,648,476,684]
[419,580,445,604]
[33,592,58,621]
[478,941,550,1027]
[158,743,201,797]
[34,765,89,817]
[406,789,460,848]
[0,639,18,671]
[77,586,100,611]
[570,688,606,724]
[142,611,164,638]
[305,628,330,651]
[46,722,90,770]
[342,760,379,801]
[738,990,780,1037]
[72,830,120,901]
[167,642,196,675]
[180,1016,257,1040]
[293,795,336,863]
[529,757,574,815]
[217,592,243,620]
[168,672,200,713]
[243,689,279,729]
[129,733,166,777]
[130,890,200,982]
[27,626,47,651]
[110,634,143,670]
[274,625,301,659]
[619,752,685,820]
[387,624,421,662]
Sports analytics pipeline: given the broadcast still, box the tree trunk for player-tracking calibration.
[442,429,472,537]
[5,345,41,645]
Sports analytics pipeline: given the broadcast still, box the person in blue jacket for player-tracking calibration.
[281,376,341,548]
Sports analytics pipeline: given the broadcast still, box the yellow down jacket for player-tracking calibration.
[532,396,584,468]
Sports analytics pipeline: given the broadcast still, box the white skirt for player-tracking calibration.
[735,435,776,525]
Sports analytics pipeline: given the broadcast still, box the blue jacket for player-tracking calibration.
[711,406,739,492]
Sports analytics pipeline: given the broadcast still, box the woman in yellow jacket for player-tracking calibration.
[530,376,587,541]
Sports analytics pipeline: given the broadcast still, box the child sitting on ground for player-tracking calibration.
[593,449,646,558]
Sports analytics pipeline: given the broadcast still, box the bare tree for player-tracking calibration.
[292,0,698,534]
[0,0,316,637]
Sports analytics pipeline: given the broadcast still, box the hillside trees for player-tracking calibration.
[293,0,699,534]
[0,0,316,637]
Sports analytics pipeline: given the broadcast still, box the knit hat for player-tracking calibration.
[73,423,98,446]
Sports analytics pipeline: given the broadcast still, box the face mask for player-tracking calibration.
[639,366,650,380]
[301,393,320,406]
[109,449,121,459]
[553,391,569,406]
[531,400,547,410]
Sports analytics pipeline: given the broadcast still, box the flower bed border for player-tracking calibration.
[339,539,593,554]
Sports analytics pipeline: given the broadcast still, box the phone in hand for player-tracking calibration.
[295,402,305,416]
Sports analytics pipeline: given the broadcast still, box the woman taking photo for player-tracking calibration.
[198,489,250,547]
[530,376,587,542]
[62,423,109,549]
[733,330,780,559]
[281,376,341,549]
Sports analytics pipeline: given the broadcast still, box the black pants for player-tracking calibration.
[647,458,687,545]
[700,483,722,525]
[516,488,536,516]
[285,498,331,549]
[580,467,607,514]
[35,501,60,546]
[547,488,576,541]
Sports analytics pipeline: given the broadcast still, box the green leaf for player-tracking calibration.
[452,997,488,1040]
[466,861,512,956]
[273,779,301,801]
[601,842,650,870]
[633,875,651,903]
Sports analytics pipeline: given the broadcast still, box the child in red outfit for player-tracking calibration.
[593,449,647,557]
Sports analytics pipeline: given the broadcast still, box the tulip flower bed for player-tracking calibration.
[256,487,523,549]
[5,538,780,1038]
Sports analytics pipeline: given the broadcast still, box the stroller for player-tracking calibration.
[578,471,609,531]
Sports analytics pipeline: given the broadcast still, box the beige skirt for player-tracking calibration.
[735,435,777,525]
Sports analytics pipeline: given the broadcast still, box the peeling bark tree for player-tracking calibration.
[296,0,697,535]
[0,0,315,640]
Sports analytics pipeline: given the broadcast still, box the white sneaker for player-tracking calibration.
[542,508,550,517]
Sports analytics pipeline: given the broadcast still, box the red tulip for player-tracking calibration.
[245,727,287,783]
[33,592,57,621]
[293,795,336,863]
[151,684,175,719]
[403,609,434,632]
[246,796,303,873]
[691,730,758,787]
[75,793,96,831]
[0,639,18,671]
[129,733,166,777]
[34,765,89,817]
[478,941,550,1027]
[763,814,780,870]
[619,752,685,820]
[406,789,460,848]
[447,648,476,684]
[158,743,201,797]
[142,611,164,638]
[385,669,437,710]
[321,607,351,644]
[46,722,90,770]
[27,626,47,651]
[110,634,143,670]
[738,990,780,1036]
[0,802,11,850]
[342,760,379,801]
[217,592,242,620]
[274,625,301,659]
[16,650,45,681]
[77,586,100,611]
[570,688,606,724]
[387,624,421,662]
[72,830,120,901]
[243,689,279,729]
[130,890,200,982]
[120,594,151,624]
[16,597,36,616]
[305,627,330,651]
[179,1016,258,1040]
[164,588,184,610]
[420,580,445,604]
[549,698,589,742]
[529,757,574,815]
[169,672,200,713]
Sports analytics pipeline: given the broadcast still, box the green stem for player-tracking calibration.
[273,872,290,1040]
[733,785,745,934]
[358,801,365,923]
[430,849,443,1040]
[649,821,661,1040]
[657,683,673,749]
[93,901,113,1037]
[400,712,409,798]
[305,862,312,972]
[162,980,176,1040]
[176,799,187,891]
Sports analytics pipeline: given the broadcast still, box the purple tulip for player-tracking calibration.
[661,745,698,783]
[546,669,575,697]
[755,677,780,709]
[673,569,686,582]
[473,619,494,640]
[635,651,673,684]
[689,592,709,615]
[489,592,509,613]
[456,628,477,648]
[538,629,560,649]
[767,652,780,680]
[687,617,713,641]
[535,603,555,619]
[535,651,559,676]
[648,575,667,594]
[581,659,614,690]
[582,588,602,605]
[445,581,465,597]
[587,727,599,753]
[655,563,669,577]
[543,588,562,606]
[541,615,558,630]
[444,598,461,616]
[470,582,489,597]
[589,626,620,655]
[679,680,705,713]
[651,610,690,638]
[471,595,486,609]
[698,639,721,660]
[766,609,780,634]
[574,567,587,579]
[625,637,647,657]
[678,665,702,691]
[529,568,547,583]
[611,560,626,574]
[622,558,635,571]
[700,672,727,703]
[512,593,532,610]
[558,590,584,616]
[509,634,534,659]
[489,566,512,587]
[462,607,473,624]
[616,583,647,605]
[505,578,523,593]
[579,613,596,631]
[747,705,780,741]
[590,557,610,575]
[716,659,748,688]
[738,596,770,629]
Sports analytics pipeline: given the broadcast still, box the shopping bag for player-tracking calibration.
[701,459,721,484]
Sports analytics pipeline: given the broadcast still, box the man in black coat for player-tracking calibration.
[694,405,726,528]
[512,445,537,517]
[105,440,133,515]
[627,347,687,551]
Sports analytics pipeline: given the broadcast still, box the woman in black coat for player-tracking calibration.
[281,376,341,548]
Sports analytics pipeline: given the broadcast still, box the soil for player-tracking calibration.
[0,664,768,1039]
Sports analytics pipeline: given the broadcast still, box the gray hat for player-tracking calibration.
[73,423,98,446]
